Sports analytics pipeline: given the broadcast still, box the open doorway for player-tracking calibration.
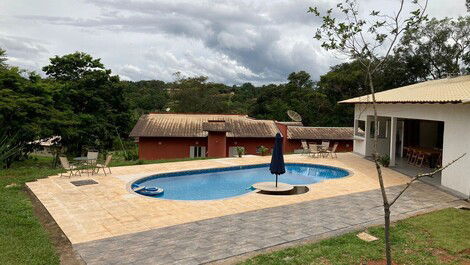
[394,119,444,186]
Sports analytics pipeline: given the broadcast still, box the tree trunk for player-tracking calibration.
[368,70,393,265]
[384,205,392,265]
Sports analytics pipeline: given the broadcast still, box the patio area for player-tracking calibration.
[26,153,463,264]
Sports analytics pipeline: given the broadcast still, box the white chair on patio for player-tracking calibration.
[321,141,330,150]
[59,157,81,178]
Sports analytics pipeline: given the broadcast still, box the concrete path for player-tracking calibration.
[74,182,461,265]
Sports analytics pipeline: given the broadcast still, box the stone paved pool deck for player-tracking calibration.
[26,153,466,264]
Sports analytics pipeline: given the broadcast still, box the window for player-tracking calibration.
[355,120,365,137]
[370,121,375,137]
[370,121,388,138]
[190,146,206,158]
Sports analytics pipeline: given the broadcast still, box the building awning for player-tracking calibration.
[340,75,470,104]
[287,127,354,140]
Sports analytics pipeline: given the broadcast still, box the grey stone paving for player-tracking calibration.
[74,182,461,265]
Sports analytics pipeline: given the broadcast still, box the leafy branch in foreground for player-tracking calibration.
[0,133,21,168]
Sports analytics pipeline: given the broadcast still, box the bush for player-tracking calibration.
[113,147,139,161]
[236,147,245,157]
[378,154,390,167]
[123,148,139,161]
[256,146,269,156]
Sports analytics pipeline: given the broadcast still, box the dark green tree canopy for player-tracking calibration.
[41,52,130,154]
[0,48,7,69]
[42,52,108,81]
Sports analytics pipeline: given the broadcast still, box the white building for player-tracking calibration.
[340,75,470,198]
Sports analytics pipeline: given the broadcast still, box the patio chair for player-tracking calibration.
[86,151,99,166]
[408,150,418,165]
[415,152,426,167]
[405,147,412,161]
[301,140,310,155]
[309,145,321,158]
[436,151,442,168]
[326,143,339,158]
[59,157,81,178]
[321,141,330,150]
[94,155,112,176]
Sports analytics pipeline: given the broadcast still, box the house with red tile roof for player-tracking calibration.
[130,113,353,160]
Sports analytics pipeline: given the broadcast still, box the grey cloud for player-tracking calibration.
[18,0,328,84]
[9,0,457,84]
[0,35,48,57]
[0,35,50,71]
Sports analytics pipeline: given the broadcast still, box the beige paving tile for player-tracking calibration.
[27,153,410,244]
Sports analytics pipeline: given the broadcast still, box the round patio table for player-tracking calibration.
[73,157,93,162]
[252,182,294,194]
[73,157,97,175]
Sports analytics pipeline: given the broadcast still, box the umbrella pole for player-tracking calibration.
[275,174,278,187]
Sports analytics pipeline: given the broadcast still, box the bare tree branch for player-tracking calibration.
[389,153,466,206]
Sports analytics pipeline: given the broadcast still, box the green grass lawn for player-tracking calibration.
[240,208,470,265]
[0,156,61,265]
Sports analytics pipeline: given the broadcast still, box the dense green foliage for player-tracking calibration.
[240,208,470,265]
[41,52,131,154]
[0,16,468,163]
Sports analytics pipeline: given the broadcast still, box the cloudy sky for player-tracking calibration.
[0,0,466,84]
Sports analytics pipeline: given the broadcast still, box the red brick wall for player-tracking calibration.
[226,138,275,156]
[207,132,227,158]
[138,137,207,160]
[137,136,353,160]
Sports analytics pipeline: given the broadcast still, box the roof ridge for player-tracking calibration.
[292,126,354,129]
[148,112,247,116]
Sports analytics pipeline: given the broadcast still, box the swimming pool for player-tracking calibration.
[131,163,349,201]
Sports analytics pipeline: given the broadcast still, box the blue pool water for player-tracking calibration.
[132,163,349,201]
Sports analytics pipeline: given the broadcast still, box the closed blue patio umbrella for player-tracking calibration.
[270,133,286,187]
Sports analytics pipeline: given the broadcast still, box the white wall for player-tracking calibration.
[353,103,470,197]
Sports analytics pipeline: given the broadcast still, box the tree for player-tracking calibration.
[42,52,106,81]
[0,65,69,166]
[42,52,131,154]
[250,71,330,126]
[287,71,313,89]
[396,16,470,79]
[310,1,464,264]
[0,48,7,69]
[122,80,169,122]
[168,75,232,113]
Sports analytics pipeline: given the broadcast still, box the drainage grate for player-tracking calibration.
[71,179,98,187]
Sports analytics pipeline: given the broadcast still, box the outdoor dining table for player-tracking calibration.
[73,157,97,175]
[404,146,442,168]
[309,144,329,157]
